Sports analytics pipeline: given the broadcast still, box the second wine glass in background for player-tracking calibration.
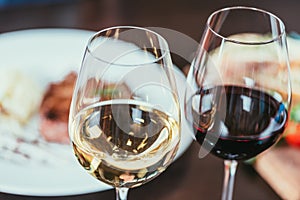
[185,6,291,200]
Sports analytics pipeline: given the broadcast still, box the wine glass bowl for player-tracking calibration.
[69,26,180,199]
[185,6,291,200]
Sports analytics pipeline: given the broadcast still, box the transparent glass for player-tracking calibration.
[185,6,291,200]
[69,26,181,200]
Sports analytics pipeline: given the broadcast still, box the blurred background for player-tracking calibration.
[1,0,298,70]
[1,0,299,40]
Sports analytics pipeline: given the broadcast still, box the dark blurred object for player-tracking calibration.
[289,31,300,39]
[0,0,73,8]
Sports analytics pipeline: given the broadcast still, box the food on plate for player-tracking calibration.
[39,72,77,144]
[284,121,300,147]
[0,68,42,124]
[208,33,287,87]
[39,72,132,144]
[284,37,300,147]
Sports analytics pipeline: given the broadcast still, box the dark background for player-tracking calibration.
[0,0,296,199]
[1,0,299,39]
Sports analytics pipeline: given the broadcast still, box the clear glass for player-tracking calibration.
[185,6,291,200]
[69,26,181,200]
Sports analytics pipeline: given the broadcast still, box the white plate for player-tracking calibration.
[0,29,193,196]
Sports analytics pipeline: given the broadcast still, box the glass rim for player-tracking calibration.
[86,25,170,66]
[206,6,286,45]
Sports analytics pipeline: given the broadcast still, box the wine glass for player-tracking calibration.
[185,6,291,200]
[68,26,181,200]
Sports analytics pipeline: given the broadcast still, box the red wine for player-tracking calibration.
[192,85,287,160]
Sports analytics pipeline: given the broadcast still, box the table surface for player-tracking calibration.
[0,0,298,199]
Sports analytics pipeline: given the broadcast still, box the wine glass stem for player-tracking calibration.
[116,187,129,200]
[221,160,238,200]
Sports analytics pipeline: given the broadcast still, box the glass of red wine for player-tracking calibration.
[185,6,291,200]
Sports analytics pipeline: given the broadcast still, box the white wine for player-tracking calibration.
[70,100,180,188]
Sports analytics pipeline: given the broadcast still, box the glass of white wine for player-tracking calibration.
[68,26,181,200]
